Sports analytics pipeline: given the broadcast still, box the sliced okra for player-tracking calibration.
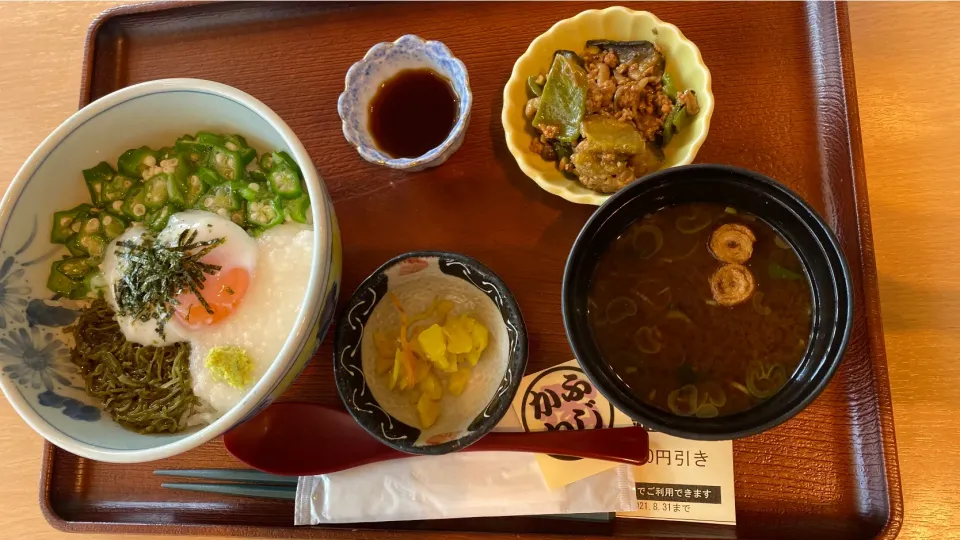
[102,174,136,203]
[143,173,171,210]
[121,187,148,221]
[117,146,159,178]
[82,162,115,207]
[246,196,284,228]
[50,203,92,244]
[47,260,83,298]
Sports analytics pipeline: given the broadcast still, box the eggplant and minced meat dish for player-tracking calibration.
[525,40,700,193]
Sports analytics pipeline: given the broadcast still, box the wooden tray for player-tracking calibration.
[40,2,902,538]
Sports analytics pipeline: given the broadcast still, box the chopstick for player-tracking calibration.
[154,468,298,485]
[155,469,298,500]
[160,482,296,500]
[155,469,613,521]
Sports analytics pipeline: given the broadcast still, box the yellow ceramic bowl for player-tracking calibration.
[502,7,714,206]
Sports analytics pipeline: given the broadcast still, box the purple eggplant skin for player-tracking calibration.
[585,40,665,76]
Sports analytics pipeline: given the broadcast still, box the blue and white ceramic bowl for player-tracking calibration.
[337,35,472,171]
[0,79,342,463]
[334,251,527,455]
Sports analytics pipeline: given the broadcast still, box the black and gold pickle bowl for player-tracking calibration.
[333,251,527,455]
[562,164,853,440]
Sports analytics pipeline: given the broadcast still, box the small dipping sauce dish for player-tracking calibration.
[338,35,472,171]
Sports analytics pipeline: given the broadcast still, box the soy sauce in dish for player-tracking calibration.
[587,203,813,418]
[368,68,459,159]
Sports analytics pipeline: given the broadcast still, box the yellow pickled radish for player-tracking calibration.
[384,295,493,429]
[419,372,443,400]
[466,322,489,366]
[447,367,472,396]
[417,394,440,429]
[389,349,403,390]
[436,299,455,321]
[418,324,449,369]
[443,315,475,354]
[413,356,431,383]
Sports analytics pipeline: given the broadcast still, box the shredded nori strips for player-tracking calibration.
[113,227,223,339]
[67,299,197,434]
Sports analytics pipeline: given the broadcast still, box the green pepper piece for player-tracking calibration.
[246,196,284,228]
[208,147,243,181]
[672,106,689,132]
[145,204,174,232]
[82,162,116,207]
[196,132,227,147]
[183,172,208,208]
[102,174,136,203]
[143,173,170,210]
[117,146,158,178]
[662,106,681,146]
[283,194,310,224]
[661,73,678,101]
[196,183,242,215]
[101,212,128,239]
[224,134,257,167]
[527,75,544,97]
[552,141,573,161]
[121,186,148,221]
[50,203,92,244]
[532,54,588,144]
[58,257,91,279]
[47,260,84,298]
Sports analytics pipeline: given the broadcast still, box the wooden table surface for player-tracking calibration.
[0,2,957,539]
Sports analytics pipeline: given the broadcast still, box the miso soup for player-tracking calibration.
[587,203,812,417]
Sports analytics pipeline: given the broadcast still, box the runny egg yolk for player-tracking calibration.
[174,266,250,327]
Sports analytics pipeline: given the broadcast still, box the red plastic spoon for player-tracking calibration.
[223,402,649,476]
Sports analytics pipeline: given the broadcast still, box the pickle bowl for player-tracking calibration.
[0,78,341,463]
[333,251,527,455]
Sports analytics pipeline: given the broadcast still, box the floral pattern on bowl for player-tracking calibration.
[0,217,101,423]
[337,35,472,171]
